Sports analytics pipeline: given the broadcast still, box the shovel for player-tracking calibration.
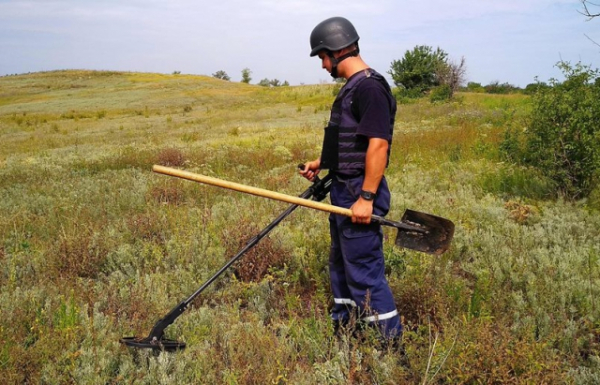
[152,165,455,255]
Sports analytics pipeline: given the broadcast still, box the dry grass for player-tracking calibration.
[0,70,598,384]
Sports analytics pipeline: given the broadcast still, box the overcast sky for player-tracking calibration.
[1,0,598,87]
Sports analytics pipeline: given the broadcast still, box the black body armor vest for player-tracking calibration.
[320,69,395,176]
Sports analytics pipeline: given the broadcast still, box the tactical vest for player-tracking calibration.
[320,69,395,176]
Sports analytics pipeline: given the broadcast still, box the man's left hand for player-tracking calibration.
[350,198,374,224]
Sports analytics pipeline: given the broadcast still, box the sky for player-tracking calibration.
[1,0,599,87]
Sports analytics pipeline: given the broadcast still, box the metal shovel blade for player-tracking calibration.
[393,209,455,255]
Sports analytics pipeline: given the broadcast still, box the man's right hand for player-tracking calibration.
[299,160,321,182]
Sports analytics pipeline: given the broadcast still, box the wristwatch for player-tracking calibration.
[360,190,376,201]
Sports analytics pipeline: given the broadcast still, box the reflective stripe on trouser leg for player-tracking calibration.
[334,298,357,307]
[333,297,398,323]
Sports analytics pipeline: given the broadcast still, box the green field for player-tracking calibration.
[1,70,599,384]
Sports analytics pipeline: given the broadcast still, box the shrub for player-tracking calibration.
[429,85,452,103]
[157,147,186,167]
[503,61,600,199]
[221,219,288,282]
[148,181,185,205]
[484,81,520,94]
[46,225,110,279]
[212,70,230,81]
[477,164,556,200]
[523,81,550,95]
[392,87,423,103]
[465,82,485,93]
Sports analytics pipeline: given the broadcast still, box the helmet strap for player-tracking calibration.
[328,52,340,79]
[327,44,360,79]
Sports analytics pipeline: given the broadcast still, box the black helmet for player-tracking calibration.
[310,17,360,57]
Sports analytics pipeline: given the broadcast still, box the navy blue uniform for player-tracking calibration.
[321,69,402,339]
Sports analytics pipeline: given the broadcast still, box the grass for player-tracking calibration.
[1,70,599,384]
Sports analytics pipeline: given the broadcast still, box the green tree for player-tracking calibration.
[241,68,252,84]
[502,61,600,198]
[388,45,448,96]
[212,70,230,81]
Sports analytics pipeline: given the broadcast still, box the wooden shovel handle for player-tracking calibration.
[152,165,353,217]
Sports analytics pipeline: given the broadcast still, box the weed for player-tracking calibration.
[46,225,110,279]
[157,147,186,167]
[1,70,599,383]
[220,218,288,283]
[504,200,540,225]
[181,132,199,142]
[148,181,185,205]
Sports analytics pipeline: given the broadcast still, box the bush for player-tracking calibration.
[429,85,452,103]
[523,81,550,95]
[212,70,230,81]
[157,147,186,167]
[502,61,600,199]
[392,87,423,103]
[465,82,485,93]
[484,81,520,94]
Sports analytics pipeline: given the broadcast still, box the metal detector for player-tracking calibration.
[120,172,333,351]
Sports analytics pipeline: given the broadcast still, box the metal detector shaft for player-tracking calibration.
[124,173,333,348]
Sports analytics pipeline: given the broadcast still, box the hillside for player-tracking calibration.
[1,70,599,384]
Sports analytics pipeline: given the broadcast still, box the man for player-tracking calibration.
[300,16,402,345]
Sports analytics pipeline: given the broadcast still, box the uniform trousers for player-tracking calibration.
[328,174,402,338]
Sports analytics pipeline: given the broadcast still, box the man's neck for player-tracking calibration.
[338,56,369,80]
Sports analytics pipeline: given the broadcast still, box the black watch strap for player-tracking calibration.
[360,190,376,201]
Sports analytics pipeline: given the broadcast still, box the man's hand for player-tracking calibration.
[299,160,321,182]
[350,197,374,224]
